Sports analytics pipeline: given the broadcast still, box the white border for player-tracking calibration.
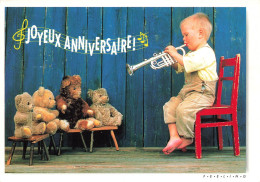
[1,0,259,181]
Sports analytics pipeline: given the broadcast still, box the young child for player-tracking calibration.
[162,13,218,155]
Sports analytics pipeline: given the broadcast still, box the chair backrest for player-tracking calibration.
[215,54,241,108]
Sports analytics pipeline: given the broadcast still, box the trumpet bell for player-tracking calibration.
[126,64,134,76]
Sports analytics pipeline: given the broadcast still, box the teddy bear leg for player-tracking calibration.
[21,127,32,138]
[55,119,70,132]
[60,120,70,132]
[75,119,94,130]
[46,121,58,135]
[32,123,46,135]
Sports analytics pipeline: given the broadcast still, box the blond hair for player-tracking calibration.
[181,12,212,41]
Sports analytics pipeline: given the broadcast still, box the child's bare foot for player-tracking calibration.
[177,138,193,150]
[162,137,182,155]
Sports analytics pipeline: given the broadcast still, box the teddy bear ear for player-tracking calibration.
[61,77,71,88]
[15,94,22,106]
[87,89,93,98]
[38,87,45,96]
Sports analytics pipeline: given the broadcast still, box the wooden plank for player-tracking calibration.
[90,126,118,131]
[143,7,172,147]
[125,7,145,147]
[5,7,25,144]
[102,7,127,146]
[171,8,193,98]
[5,147,246,173]
[214,7,246,146]
[8,134,49,142]
[65,7,88,100]
[43,7,66,97]
[86,7,102,90]
[23,7,46,95]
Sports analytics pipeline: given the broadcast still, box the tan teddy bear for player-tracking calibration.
[14,92,36,138]
[88,88,123,126]
[32,87,70,135]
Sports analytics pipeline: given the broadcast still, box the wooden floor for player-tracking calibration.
[5,146,246,173]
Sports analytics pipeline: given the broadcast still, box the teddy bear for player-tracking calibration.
[32,86,70,135]
[56,75,97,130]
[87,88,123,126]
[14,92,36,138]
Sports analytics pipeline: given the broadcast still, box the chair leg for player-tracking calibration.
[195,118,202,159]
[80,132,87,152]
[22,141,28,159]
[217,115,223,150]
[58,132,63,156]
[217,127,223,150]
[110,130,119,151]
[232,116,240,156]
[29,143,35,166]
[6,142,16,165]
[90,131,94,153]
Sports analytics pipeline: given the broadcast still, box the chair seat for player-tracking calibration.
[197,105,235,115]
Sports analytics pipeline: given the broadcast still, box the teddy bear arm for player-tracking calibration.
[56,95,68,111]
[34,107,56,122]
[94,110,103,121]
[82,100,94,117]
[50,110,59,117]
[14,112,31,125]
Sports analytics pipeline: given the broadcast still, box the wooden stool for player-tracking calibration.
[89,126,119,152]
[6,134,50,166]
[57,129,87,155]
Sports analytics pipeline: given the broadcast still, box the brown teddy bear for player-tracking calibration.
[56,75,96,130]
[88,88,123,126]
[14,92,37,138]
[32,87,70,135]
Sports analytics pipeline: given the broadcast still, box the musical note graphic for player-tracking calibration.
[12,19,28,50]
[137,32,148,47]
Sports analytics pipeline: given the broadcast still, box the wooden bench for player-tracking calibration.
[6,134,51,166]
[58,126,119,154]
[89,126,119,152]
[57,129,87,155]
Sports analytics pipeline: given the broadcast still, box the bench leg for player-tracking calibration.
[42,140,50,161]
[58,132,63,156]
[6,142,16,165]
[49,135,57,155]
[80,132,87,152]
[29,143,35,166]
[40,141,44,160]
[110,130,119,151]
[90,131,94,153]
[22,141,28,159]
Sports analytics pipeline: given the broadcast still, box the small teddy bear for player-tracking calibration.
[32,87,70,135]
[14,92,35,138]
[56,75,96,130]
[88,88,123,126]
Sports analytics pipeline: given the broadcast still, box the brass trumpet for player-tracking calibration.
[126,44,186,76]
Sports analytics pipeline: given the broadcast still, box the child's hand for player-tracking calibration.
[164,45,178,58]
[164,45,184,66]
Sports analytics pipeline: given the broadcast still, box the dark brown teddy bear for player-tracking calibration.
[56,75,95,129]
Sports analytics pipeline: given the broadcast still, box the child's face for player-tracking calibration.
[181,20,203,51]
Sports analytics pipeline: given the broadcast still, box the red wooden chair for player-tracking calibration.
[194,54,241,159]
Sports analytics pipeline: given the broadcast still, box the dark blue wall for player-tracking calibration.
[5,7,246,147]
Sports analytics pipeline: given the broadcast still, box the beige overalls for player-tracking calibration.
[163,70,217,139]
